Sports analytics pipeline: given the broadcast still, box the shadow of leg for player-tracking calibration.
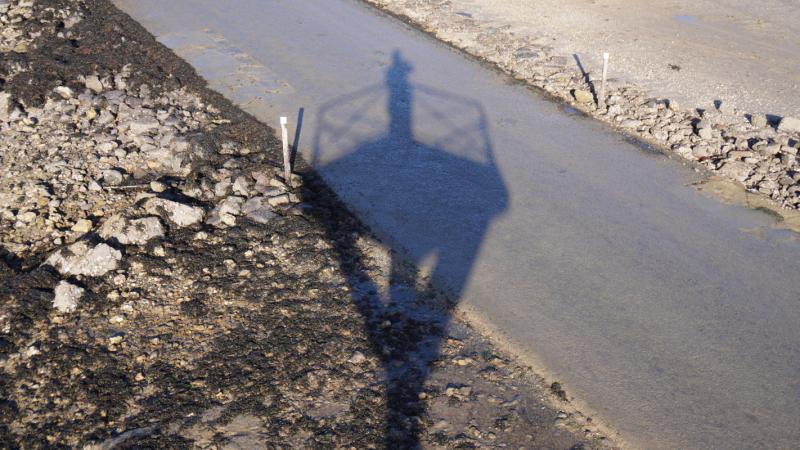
[311,191,448,447]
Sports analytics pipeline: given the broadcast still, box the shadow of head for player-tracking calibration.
[311,49,508,445]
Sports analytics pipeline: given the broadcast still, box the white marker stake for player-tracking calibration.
[280,116,291,182]
[600,52,609,108]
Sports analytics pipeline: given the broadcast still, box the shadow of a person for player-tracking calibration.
[313,50,508,446]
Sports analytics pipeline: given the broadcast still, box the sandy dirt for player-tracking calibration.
[417,0,800,118]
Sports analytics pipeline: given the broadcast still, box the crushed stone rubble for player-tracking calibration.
[366,0,800,209]
[0,0,615,447]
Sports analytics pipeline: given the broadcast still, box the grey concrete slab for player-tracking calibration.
[114,0,800,448]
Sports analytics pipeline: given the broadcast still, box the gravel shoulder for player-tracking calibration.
[0,0,616,447]
[398,0,800,119]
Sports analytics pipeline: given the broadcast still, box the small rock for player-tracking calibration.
[572,89,594,104]
[246,208,277,224]
[267,194,291,207]
[102,169,124,186]
[71,219,93,234]
[232,176,250,196]
[53,281,84,313]
[453,357,473,366]
[761,144,782,156]
[697,127,713,140]
[45,241,121,277]
[750,114,768,128]
[128,118,160,136]
[0,92,10,122]
[206,196,244,228]
[84,75,104,94]
[54,86,74,99]
[269,178,289,190]
[17,211,36,223]
[143,197,205,227]
[289,173,304,188]
[63,15,81,29]
[620,119,642,129]
[778,117,800,134]
[692,145,714,159]
[149,181,167,193]
[214,178,231,198]
[716,101,735,115]
[347,351,367,364]
[242,196,277,223]
[719,161,752,182]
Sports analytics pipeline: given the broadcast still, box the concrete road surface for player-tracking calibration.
[114,0,800,448]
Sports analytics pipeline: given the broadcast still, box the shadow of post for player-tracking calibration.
[311,50,508,446]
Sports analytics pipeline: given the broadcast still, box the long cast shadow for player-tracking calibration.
[312,50,508,446]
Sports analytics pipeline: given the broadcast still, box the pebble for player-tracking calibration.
[71,218,93,233]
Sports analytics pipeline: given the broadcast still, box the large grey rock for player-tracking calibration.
[127,117,160,136]
[777,117,800,134]
[45,242,121,277]
[143,197,205,227]
[719,161,752,182]
[620,119,641,129]
[98,215,165,245]
[242,196,276,224]
[206,196,244,228]
[53,281,84,313]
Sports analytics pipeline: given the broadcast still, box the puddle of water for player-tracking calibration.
[673,14,699,25]
[694,176,800,234]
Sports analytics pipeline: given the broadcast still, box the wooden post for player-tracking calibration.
[280,116,291,182]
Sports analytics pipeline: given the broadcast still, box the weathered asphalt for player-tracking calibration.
[114,0,800,448]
